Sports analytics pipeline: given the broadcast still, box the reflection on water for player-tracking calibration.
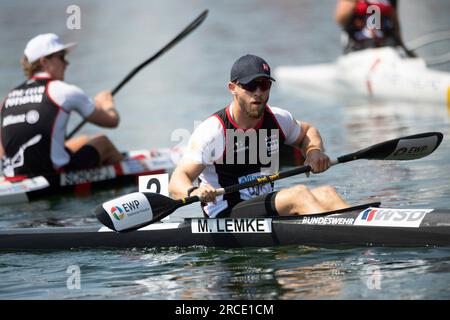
[275,261,345,299]
[0,246,449,299]
[344,100,449,146]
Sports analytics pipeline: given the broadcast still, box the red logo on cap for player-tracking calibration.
[263,63,269,71]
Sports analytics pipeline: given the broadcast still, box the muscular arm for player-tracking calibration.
[49,82,120,128]
[86,91,120,128]
[290,120,329,173]
[291,121,324,156]
[335,0,356,26]
[169,161,206,199]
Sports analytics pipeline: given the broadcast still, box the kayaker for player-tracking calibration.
[0,33,123,178]
[335,0,416,57]
[169,54,350,218]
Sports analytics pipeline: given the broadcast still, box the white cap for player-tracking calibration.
[24,33,76,63]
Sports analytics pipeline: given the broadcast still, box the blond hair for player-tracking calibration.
[20,55,42,78]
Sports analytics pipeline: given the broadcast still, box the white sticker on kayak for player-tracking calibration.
[60,166,116,186]
[191,218,272,234]
[0,176,49,195]
[138,174,169,196]
[386,136,438,160]
[102,192,153,231]
[354,207,433,228]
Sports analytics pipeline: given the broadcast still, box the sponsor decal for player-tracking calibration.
[354,207,433,228]
[121,159,149,174]
[265,133,280,155]
[386,136,438,160]
[0,184,15,195]
[238,172,274,199]
[24,176,50,189]
[5,86,45,108]
[1,109,38,127]
[11,184,28,193]
[111,206,125,221]
[147,159,174,168]
[60,166,116,186]
[25,110,39,124]
[102,192,153,232]
[3,114,26,127]
[301,216,355,225]
[0,176,49,195]
[191,218,272,233]
[1,135,42,177]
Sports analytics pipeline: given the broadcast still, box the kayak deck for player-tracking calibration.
[1,203,449,250]
[0,148,182,205]
[0,145,302,206]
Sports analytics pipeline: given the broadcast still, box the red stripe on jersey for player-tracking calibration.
[225,105,266,131]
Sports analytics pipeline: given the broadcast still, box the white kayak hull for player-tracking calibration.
[275,47,450,106]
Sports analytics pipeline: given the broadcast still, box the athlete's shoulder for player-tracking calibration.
[266,105,292,116]
[48,80,86,96]
[47,81,93,114]
[194,114,225,135]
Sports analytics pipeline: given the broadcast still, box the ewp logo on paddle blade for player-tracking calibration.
[111,206,125,221]
[102,192,153,232]
[385,136,439,160]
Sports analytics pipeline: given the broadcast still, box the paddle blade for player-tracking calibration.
[94,192,177,232]
[338,132,443,163]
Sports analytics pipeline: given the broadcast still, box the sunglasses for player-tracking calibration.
[237,79,272,92]
[48,52,67,63]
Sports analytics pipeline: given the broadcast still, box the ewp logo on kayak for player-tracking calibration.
[354,208,433,228]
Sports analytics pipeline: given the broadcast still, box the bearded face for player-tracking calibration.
[234,78,272,119]
[237,94,268,119]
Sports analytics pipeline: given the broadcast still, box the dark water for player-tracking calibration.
[1,0,450,300]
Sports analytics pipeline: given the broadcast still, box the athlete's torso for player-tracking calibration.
[344,0,397,52]
[1,74,94,177]
[183,103,301,217]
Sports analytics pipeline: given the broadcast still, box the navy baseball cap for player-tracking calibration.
[230,54,276,84]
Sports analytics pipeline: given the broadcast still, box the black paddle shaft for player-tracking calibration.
[66,10,209,140]
[145,165,313,224]
[224,132,443,194]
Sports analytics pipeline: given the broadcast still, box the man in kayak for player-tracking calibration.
[169,54,349,218]
[0,33,123,178]
[335,0,415,56]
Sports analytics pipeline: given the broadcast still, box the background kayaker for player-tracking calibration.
[0,33,123,178]
[335,0,416,57]
[169,54,350,218]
